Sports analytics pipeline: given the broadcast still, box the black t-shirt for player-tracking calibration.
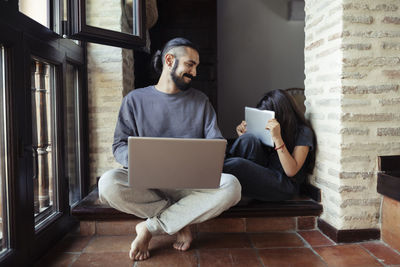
[267,125,314,184]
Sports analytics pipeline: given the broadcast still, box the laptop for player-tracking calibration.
[245,107,275,147]
[128,137,227,189]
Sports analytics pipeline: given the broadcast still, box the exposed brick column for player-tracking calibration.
[305,0,400,230]
[87,0,124,185]
[87,43,123,185]
[87,0,159,185]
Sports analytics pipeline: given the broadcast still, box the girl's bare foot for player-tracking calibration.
[173,226,193,251]
[129,221,152,261]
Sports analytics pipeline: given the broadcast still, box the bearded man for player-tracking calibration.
[98,37,241,261]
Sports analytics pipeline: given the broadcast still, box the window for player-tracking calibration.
[18,0,63,34]
[68,0,146,48]
[64,64,81,206]
[0,45,10,255]
[31,59,59,230]
[19,0,50,28]
[0,0,126,264]
[17,0,146,48]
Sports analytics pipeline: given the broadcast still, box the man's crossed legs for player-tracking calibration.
[98,168,241,261]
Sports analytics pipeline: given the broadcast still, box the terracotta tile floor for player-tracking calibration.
[35,229,400,267]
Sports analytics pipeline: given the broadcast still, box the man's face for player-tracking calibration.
[170,47,199,91]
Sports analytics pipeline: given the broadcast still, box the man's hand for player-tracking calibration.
[236,121,247,137]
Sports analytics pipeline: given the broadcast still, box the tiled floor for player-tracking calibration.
[35,227,400,267]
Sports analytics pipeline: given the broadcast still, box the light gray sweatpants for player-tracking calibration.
[98,168,241,235]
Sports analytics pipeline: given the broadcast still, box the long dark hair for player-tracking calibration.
[256,89,316,173]
[152,37,199,74]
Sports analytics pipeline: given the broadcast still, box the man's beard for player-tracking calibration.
[170,59,193,91]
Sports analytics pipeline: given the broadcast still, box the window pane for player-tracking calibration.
[31,59,58,230]
[64,64,81,206]
[0,45,10,254]
[86,0,140,35]
[19,0,50,28]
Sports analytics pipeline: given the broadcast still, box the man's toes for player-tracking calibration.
[174,242,182,250]
[129,249,137,260]
[140,251,149,260]
[182,242,190,251]
[134,250,150,261]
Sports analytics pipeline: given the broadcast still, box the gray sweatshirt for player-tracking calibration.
[112,86,223,167]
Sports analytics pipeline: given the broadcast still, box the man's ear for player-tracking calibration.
[165,53,174,68]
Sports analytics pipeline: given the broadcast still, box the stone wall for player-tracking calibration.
[87,0,124,185]
[87,43,123,185]
[304,0,400,230]
[87,0,158,185]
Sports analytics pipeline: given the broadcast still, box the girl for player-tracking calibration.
[223,89,316,201]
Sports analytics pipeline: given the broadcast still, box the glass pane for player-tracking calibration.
[0,46,10,254]
[64,64,81,206]
[86,0,140,35]
[63,0,67,21]
[31,59,58,229]
[19,0,50,28]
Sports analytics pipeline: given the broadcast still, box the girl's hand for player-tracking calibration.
[236,120,247,137]
[265,118,282,142]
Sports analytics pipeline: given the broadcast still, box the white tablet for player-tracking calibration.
[245,107,275,147]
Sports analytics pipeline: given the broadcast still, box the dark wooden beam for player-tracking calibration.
[72,187,323,221]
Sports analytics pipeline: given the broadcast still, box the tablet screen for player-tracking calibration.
[245,107,275,147]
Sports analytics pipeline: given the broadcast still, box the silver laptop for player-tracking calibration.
[128,137,227,189]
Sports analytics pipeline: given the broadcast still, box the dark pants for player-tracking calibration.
[223,133,297,201]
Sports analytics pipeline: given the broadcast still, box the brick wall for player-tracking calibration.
[87,43,123,185]
[86,0,158,185]
[87,0,124,185]
[305,0,400,230]
[121,1,136,97]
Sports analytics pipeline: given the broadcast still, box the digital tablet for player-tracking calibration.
[245,107,275,147]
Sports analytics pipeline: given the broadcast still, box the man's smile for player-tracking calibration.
[183,73,194,80]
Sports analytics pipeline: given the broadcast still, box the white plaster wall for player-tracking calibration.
[217,0,305,138]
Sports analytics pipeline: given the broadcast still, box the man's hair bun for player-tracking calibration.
[152,38,199,74]
[152,50,163,74]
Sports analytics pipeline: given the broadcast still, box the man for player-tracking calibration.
[98,38,241,261]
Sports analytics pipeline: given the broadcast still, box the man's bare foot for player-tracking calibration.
[173,226,193,251]
[129,221,152,261]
